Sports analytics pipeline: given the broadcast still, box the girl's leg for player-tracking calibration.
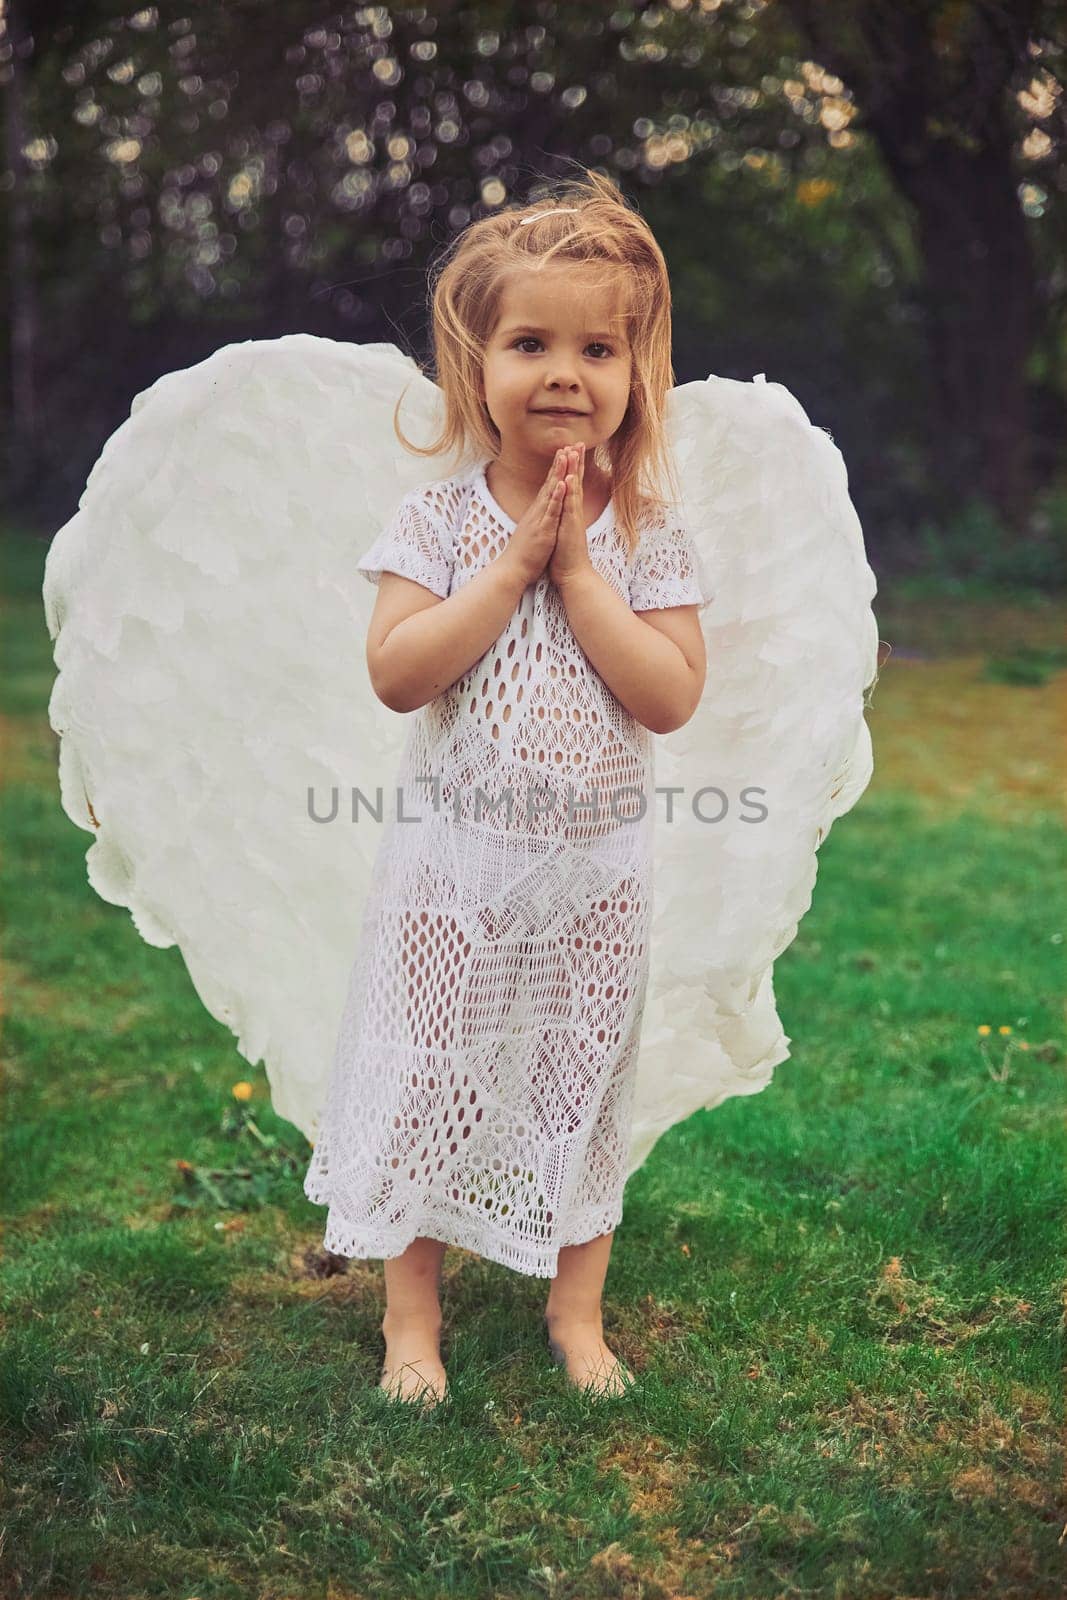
[544,1229,634,1395]
[380,1235,449,1404]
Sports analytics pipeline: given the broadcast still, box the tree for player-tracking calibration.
[2,0,1062,539]
[782,0,1063,524]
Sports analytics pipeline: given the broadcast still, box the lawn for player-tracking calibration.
[2,531,1064,1599]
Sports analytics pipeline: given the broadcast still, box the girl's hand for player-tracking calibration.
[547,443,596,589]
[501,448,568,587]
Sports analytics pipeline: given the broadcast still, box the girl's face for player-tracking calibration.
[479,263,633,470]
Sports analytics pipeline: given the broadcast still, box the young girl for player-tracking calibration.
[44,169,877,1419]
[302,173,712,1407]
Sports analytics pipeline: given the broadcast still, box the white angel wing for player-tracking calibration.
[626,372,880,1177]
[44,334,876,1181]
[42,334,463,1141]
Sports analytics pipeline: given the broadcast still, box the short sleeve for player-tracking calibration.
[627,510,712,612]
[355,492,454,599]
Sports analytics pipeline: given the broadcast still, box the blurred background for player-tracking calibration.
[2,0,1065,590]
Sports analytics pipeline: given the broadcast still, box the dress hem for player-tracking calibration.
[304,1187,625,1279]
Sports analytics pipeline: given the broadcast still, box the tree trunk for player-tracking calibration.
[5,0,38,490]
[782,0,1040,528]
[871,102,1036,526]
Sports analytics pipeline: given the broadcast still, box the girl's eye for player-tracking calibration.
[513,337,613,358]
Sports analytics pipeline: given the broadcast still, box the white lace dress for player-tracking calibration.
[302,458,710,1277]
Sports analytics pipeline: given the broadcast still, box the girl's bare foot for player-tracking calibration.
[544,1314,635,1396]
[379,1311,448,1407]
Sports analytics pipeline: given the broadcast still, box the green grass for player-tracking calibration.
[3,532,1064,1598]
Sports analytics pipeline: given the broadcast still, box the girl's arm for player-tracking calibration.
[554,568,707,735]
[367,552,532,714]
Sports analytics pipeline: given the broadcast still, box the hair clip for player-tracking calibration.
[518,207,580,225]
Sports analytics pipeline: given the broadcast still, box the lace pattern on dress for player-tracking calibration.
[356,491,455,598]
[304,462,659,1276]
[627,506,712,612]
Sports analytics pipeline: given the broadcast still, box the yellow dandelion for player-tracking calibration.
[998,1025,1012,1036]
[232,1081,254,1101]
[977,1024,991,1036]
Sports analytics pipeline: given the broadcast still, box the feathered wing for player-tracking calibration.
[44,337,877,1172]
[626,373,880,1177]
[42,334,463,1141]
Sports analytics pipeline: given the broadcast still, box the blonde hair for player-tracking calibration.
[392,167,680,558]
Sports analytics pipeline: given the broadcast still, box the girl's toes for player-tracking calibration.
[545,1320,635,1396]
[379,1358,449,1408]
